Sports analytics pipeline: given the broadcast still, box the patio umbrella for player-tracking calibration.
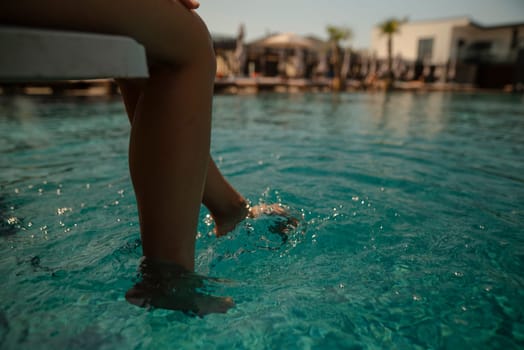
[251,33,316,50]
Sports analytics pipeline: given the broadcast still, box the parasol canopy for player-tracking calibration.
[250,33,317,50]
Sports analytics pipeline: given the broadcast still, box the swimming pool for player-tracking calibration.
[0,91,523,349]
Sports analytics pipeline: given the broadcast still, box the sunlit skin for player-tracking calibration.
[117,73,288,240]
[0,0,291,315]
[176,0,200,10]
[116,0,286,238]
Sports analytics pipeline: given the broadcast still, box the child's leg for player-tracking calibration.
[120,79,285,236]
[118,79,248,235]
[202,160,249,236]
[0,0,216,271]
[129,62,213,271]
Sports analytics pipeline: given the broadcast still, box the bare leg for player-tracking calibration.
[119,79,251,237]
[1,0,215,271]
[0,0,236,314]
[202,159,249,235]
[119,79,291,236]
[129,62,212,270]
[120,80,286,236]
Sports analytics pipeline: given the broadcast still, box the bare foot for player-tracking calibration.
[126,258,235,316]
[213,202,297,237]
[247,203,289,218]
[212,200,250,237]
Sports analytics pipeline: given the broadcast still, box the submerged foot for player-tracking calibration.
[126,285,234,316]
[126,258,234,317]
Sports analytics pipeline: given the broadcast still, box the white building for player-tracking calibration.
[370,17,524,87]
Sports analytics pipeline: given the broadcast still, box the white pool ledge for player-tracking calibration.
[0,26,149,82]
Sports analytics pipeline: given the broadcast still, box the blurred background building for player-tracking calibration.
[370,17,524,89]
[2,16,523,95]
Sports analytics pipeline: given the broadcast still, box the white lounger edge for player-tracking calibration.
[0,25,148,82]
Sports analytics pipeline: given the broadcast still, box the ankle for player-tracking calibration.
[208,196,250,237]
[213,197,249,222]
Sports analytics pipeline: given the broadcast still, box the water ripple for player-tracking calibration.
[1,93,523,349]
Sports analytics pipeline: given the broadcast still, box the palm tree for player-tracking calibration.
[378,18,406,87]
[326,25,353,91]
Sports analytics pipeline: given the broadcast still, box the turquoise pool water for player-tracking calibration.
[0,92,523,349]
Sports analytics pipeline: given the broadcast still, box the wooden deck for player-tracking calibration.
[0,77,334,96]
[215,77,331,93]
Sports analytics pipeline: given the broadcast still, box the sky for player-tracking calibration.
[197,0,524,49]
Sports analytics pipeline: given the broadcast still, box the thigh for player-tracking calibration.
[0,0,213,65]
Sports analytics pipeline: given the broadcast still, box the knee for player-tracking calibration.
[156,14,216,79]
[186,19,216,78]
[191,33,216,80]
